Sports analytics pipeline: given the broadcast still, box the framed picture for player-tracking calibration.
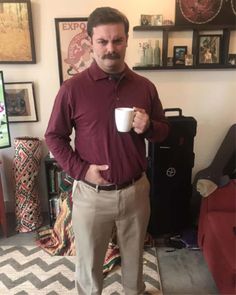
[55,18,93,84]
[0,0,36,63]
[4,82,38,123]
[167,57,173,67]
[228,54,236,66]
[0,71,11,148]
[140,15,152,26]
[140,14,163,26]
[185,53,193,66]
[173,46,187,65]
[153,15,163,26]
[198,35,221,64]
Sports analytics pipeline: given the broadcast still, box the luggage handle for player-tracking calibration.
[164,108,183,116]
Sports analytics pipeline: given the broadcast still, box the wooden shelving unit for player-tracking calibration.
[133,24,236,70]
[44,156,73,226]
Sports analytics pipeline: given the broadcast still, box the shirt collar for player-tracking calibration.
[88,60,133,81]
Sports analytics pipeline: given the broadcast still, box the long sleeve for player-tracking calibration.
[145,87,170,143]
[45,84,89,180]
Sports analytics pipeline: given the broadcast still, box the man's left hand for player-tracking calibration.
[132,107,150,134]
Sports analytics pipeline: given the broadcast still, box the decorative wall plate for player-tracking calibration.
[231,0,236,15]
[175,0,236,25]
[178,0,223,24]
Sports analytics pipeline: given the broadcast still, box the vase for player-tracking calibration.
[13,137,43,232]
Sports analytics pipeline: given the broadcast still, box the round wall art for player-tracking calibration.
[175,0,236,25]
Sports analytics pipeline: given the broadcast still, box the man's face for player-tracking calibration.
[91,23,128,74]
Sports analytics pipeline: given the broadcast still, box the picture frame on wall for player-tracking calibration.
[55,17,93,84]
[4,82,38,123]
[173,46,187,65]
[198,35,222,64]
[0,0,36,63]
[0,71,11,148]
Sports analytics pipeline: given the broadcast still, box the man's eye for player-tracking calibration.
[114,39,123,45]
[98,40,107,45]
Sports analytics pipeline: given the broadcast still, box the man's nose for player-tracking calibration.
[106,42,115,52]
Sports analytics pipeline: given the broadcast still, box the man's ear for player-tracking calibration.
[89,36,94,53]
[88,35,92,44]
[126,34,129,47]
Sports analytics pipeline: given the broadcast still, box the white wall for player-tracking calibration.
[1,0,236,211]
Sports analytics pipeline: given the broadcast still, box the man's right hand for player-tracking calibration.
[85,164,110,185]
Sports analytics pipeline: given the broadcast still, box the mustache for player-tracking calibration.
[102,53,120,60]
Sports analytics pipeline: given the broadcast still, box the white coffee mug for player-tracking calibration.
[115,107,135,132]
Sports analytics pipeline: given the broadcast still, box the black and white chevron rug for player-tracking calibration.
[0,245,162,295]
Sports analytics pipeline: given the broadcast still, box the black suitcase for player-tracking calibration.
[147,108,197,236]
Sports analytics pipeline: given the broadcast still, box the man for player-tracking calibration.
[45,7,169,295]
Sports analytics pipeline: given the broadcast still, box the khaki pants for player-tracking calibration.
[72,174,150,295]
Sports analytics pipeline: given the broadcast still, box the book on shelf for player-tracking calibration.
[57,170,74,192]
[49,196,60,221]
[48,162,62,194]
[48,168,56,193]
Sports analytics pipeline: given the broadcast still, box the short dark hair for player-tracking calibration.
[87,7,129,38]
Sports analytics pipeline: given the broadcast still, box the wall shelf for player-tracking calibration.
[133,24,236,32]
[133,64,236,71]
[133,24,236,70]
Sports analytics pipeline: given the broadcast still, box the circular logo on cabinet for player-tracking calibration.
[166,167,176,177]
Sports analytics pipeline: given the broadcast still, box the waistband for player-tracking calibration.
[82,174,143,191]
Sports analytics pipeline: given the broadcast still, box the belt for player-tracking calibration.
[82,174,142,191]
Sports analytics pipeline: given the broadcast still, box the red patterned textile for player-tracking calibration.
[13,137,42,232]
[36,191,121,274]
[36,192,75,256]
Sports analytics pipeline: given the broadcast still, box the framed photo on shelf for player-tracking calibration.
[140,14,152,26]
[0,0,36,63]
[4,82,38,123]
[167,57,173,67]
[185,53,193,66]
[198,35,221,64]
[55,18,93,84]
[140,14,163,26]
[153,14,163,25]
[228,54,236,66]
[173,46,187,65]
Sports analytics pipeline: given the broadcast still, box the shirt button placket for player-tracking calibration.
[114,83,120,105]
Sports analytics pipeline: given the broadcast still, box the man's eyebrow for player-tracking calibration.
[114,37,124,41]
[96,36,124,40]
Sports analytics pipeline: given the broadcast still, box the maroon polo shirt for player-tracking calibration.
[45,61,169,184]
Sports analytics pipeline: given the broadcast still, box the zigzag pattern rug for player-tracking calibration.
[0,245,162,295]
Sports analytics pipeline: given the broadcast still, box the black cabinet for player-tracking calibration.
[147,109,197,236]
[133,24,236,70]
